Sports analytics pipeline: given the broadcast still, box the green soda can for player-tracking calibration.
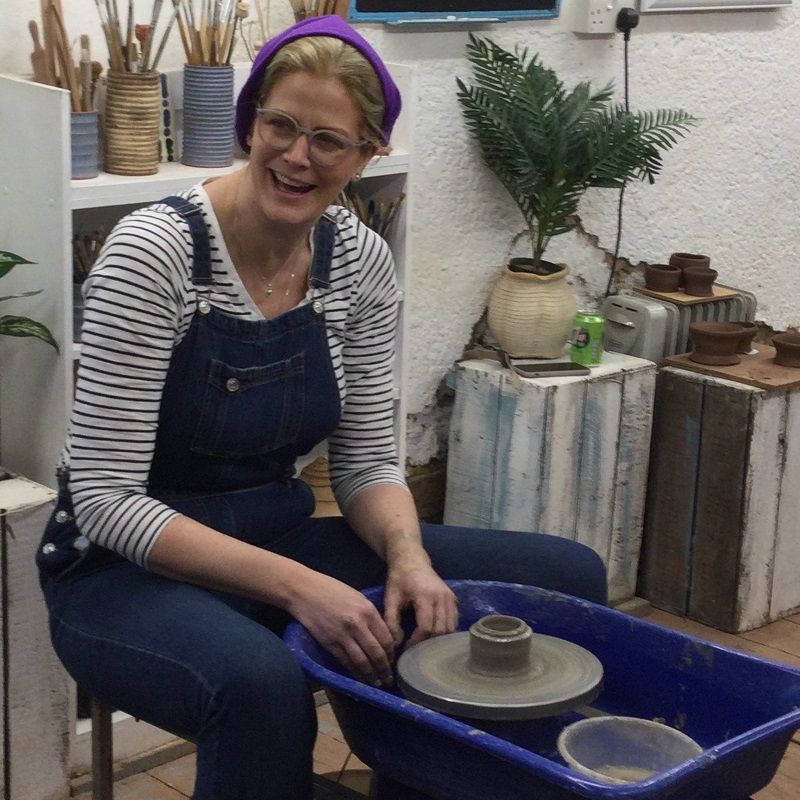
[571,312,605,365]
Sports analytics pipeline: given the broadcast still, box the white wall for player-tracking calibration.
[3,2,799,465]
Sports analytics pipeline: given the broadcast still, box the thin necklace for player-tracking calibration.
[260,267,296,298]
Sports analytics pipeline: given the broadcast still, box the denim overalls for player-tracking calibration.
[37,198,608,800]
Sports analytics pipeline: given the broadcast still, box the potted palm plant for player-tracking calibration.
[457,34,696,357]
[0,251,58,351]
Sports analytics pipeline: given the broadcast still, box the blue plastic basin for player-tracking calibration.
[284,581,800,800]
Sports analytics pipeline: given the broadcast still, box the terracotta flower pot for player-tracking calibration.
[644,263,681,293]
[487,259,577,358]
[772,332,800,368]
[683,266,718,297]
[689,321,742,366]
[731,321,758,354]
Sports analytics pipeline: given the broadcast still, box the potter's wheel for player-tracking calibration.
[397,615,603,720]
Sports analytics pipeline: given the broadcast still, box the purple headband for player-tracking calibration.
[235,16,401,153]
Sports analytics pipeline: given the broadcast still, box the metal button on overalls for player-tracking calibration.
[198,299,211,315]
[226,377,240,393]
[55,509,71,523]
[312,300,324,315]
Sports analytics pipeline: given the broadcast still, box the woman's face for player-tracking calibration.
[247,70,376,230]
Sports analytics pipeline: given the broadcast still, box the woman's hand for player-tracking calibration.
[288,571,396,686]
[383,559,459,649]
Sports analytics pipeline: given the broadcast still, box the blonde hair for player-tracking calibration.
[258,37,386,143]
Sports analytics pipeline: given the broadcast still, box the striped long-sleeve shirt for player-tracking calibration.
[62,183,406,567]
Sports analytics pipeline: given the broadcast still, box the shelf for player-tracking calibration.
[70,151,410,210]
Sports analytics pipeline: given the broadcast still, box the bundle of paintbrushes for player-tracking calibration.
[287,0,348,21]
[28,1,99,112]
[93,0,191,72]
[340,189,406,240]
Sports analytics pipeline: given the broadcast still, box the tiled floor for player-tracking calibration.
[94,607,800,799]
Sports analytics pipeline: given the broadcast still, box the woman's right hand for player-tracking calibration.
[287,572,396,687]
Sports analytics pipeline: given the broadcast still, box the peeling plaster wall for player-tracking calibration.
[363,8,800,464]
[3,4,798,466]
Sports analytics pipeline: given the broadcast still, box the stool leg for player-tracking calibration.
[90,697,114,800]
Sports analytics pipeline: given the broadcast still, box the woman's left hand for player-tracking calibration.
[383,559,459,650]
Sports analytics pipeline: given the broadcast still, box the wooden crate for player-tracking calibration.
[0,473,70,800]
[444,354,657,604]
[638,367,800,632]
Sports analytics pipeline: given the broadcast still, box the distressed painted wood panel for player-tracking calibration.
[771,392,800,619]
[640,368,800,633]
[639,369,704,613]
[689,381,753,630]
[736,391,786,630]
[443,366,502,529]
[0,474,70,800]
[445,355,656,604]
[607,367,656,602]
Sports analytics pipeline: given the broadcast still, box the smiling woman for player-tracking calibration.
[35,14,607,800]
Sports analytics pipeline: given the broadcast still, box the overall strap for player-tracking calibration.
[309,217,335,290]
[160,195,213,286]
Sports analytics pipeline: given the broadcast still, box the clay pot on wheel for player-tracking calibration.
[644,263,681,293]
[683,266,718,297]
[689,321,743,366]
[731,321,758,354]
[773,332,800,368]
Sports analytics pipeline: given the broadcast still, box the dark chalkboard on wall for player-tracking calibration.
[348,0,560,24]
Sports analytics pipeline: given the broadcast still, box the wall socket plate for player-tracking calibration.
[573,0,624,34]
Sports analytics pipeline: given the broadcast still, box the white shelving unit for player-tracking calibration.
[0,63,412,491]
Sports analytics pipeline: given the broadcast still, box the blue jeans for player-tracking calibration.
[40,508,606,800]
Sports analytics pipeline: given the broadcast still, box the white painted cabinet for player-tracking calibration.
[0,63,412,491]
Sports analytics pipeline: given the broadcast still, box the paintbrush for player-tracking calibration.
[46,0,81,110]
[151,0,182,70]
[141,0,164,71]
[80,34,93,111]
[170,0,192,62]
[224,0,248,65]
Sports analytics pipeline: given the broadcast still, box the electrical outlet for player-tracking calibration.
[573,0,624,35]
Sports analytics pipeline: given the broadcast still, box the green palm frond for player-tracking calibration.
[456,36,697,267]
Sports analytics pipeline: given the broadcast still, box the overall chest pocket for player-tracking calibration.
[191,353,305,458]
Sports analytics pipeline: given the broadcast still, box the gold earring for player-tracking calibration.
[353,172,362,181]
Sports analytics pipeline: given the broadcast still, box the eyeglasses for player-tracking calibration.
[254,107,373,167]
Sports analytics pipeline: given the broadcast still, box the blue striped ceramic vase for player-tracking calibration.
[182,65,235,168]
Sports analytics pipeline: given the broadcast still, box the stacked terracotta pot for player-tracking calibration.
[643,252,718,297]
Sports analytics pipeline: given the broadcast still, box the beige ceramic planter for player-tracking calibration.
[487,261,577,358]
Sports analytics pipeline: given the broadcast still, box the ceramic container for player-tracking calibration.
[644,263,681,293]
[689,321,742,366]
[683,266,718,298]
[773,332,800,368]
[731,321,758,354]
[181,64,234,168]
[104,70,161,175]
[487,260,577,358]
[669,251,711,273]
[70,111,99,179]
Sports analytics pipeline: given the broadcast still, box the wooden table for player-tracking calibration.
[444,354,657,604]
[639,362,800,632]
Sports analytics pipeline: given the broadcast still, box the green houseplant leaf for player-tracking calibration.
[0,250,59,352]
[457,34,696,270]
